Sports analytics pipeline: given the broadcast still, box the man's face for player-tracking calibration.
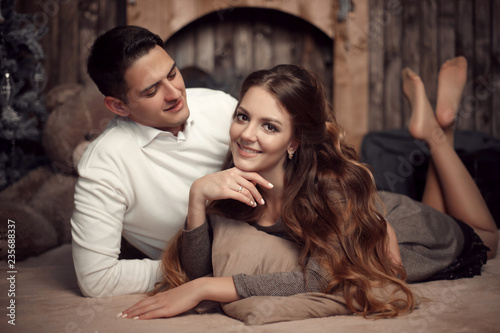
[122,45,189,135]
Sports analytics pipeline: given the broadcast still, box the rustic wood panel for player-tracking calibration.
[401,0,419,123]
[493,0,500,137]
[383,0,402,129]
[213,18,236,96]
[79,0,99,84]
[474,0,492,134]
[420,0,438,108]
[58,1,79,84]
[273,19,294,66]
[437,0,455,66]
[456,0,475,131]
[177,27,196,70]
[233,19,253,84]
[16,0,120,92]
[253,11,273,71]
[37,1,60,92]
[195,23,215,73]
[368,0,385,132]
[331,0,368,150]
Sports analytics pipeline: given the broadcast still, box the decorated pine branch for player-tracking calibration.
[0,0,48,190]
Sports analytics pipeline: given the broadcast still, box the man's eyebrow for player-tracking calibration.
[139,62,177,94]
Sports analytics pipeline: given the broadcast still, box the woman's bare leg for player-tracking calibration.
[402,65,497,258]
[418,57,468,214]
[402,68,445,213]
[403,57,468,212]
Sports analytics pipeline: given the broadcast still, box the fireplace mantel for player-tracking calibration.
[127,0,336,41]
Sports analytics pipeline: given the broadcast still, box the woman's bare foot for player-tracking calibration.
[436,56,468,131]
[402,68,444,144]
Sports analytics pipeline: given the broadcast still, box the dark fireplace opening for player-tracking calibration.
[165,7,333,101]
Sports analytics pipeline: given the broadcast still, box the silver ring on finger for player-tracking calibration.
[238,185,243,192]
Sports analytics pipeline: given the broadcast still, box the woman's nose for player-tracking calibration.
[240,124,257,142]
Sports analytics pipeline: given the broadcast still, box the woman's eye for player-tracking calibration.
[236,113,248,121]
[264,124,277,132]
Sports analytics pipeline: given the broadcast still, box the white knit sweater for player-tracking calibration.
[71,88,237,297]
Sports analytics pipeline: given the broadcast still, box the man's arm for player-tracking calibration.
[71,167,161,297]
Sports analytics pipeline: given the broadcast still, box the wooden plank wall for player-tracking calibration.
[369,0,500,138]
[15,0,499,138]
[16,0,121,93]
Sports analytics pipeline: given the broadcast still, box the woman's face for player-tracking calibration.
[230,86,297,178]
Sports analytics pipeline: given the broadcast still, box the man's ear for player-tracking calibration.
[104,96,129,117]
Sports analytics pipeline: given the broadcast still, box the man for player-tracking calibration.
[71,26,237,297]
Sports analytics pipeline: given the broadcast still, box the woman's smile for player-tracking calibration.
[237,143,262,157]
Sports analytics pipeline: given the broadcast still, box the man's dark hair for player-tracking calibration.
[87,25,164,102]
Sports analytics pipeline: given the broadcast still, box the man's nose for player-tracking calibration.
[161,79,181,101]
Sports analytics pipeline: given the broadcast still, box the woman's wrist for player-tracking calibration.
[197,276,240,303]
[186,190,208,230]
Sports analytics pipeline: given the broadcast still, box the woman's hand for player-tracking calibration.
[187,167,273,230]
[119,277,238,320]
[120,279,203,320]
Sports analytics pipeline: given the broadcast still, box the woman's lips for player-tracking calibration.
[237,143,262,157]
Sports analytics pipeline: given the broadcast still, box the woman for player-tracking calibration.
[120,62,496,320]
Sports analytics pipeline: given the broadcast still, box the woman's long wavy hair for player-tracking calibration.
[155,65,415,318]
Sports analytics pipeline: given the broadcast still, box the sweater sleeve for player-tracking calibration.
[231,258,329,298]
[180,220,213,280]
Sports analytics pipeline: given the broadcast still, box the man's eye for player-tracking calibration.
[146,87,157,97]
[168,71,177,80]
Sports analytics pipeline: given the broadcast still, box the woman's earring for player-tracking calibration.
[288,152,294,159]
